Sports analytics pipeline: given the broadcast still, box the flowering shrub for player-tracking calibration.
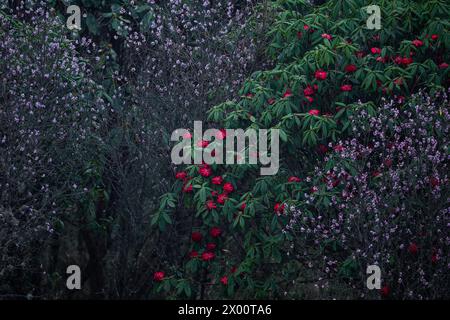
[0,8,109,296]
[285,91,449,299]
[155,0,449,299]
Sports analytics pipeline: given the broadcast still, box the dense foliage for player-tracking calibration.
[0,0,448,300]
[156,0,449,299]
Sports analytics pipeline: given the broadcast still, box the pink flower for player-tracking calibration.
[412,39,423,47]
[223,182,234,194]
[431,34,439,40]
[439,62,448,69]
[175,171,187,180]
[370,47,381,54]
[183,132,192,139]
[321,33,332,40]
[153,271,165,282]
[189,250,198,259]
[210,227,222,238]
[283,88,293,98]
[220,276,228,285]
[197,140,209,148]
[309,109,320,116]
[211,176,223,185]
[206,243,217,251]
[340,84,352,92]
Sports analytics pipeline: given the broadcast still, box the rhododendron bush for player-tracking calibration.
[0,0,449,300]
[155,0,449,299]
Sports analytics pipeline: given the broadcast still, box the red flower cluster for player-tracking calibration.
[210,227,222,238]
[201,251,215,261]
[314,69,327,80]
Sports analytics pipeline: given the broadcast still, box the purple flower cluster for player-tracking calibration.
[285,91,449,299]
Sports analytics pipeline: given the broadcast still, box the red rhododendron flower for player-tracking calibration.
[201,251,215,261]
[439,62,448,69]
[431,34,439,40]
[288,176,301,182]
[210,227,222,238]
[304,86,315,96]
[199,165,212,177]
[380,285,390,297]
[283,88,293,98]
[305,96,314,103]
[197,140,209,148]
[183,184,193,193]
[315,69,327,80]
[274,202,285,214]
[297,31,303,39]
[340,84,352,92]
[313,84,318,91]
[192,232,202,242]
[206,243,216,251]
[303,25,309,31]
[211,190,218,197]
[240,202,246,211]
[189,250,198,259]
[206,200,217,211]
[321,33,332,40]
[344,64,357,73]
[394,55,403,64]
[175,171,187,180]
[408,242,418,254]
[223,182,234,194]
[217,193,228,204]
[370,47,381,54]
[153,271,165,282]
[309,109,320,116]
[412,39,423,47]
[220,276,228,285]
[211,176,223,185]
